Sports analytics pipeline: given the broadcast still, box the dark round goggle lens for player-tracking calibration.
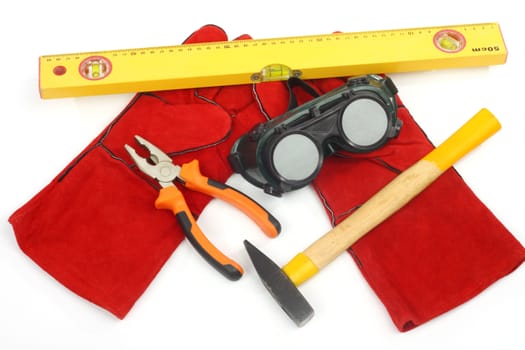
[341,98,389,147]
[271,133,320,182]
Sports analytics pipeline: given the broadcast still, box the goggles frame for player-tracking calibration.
[229,75,402,196]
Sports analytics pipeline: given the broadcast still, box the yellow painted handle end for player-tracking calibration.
[423,108,501,171]
[282,253,319,286]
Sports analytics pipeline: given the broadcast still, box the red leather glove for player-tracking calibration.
[9,25,287,319]
[256,76,525,331]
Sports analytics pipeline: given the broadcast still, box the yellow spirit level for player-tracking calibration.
[39,23,506,99]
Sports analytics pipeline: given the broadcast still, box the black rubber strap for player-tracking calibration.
[286,77,321,111]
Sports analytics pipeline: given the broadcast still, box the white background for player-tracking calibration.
[1,1,524,349]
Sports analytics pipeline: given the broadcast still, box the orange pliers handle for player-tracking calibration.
[156,160,280,281]
[179,160,280,238]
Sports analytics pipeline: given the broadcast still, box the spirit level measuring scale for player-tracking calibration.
[39,23,507,99]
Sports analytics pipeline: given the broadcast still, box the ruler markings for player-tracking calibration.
[39,23,506,98]
[45,23,493,61]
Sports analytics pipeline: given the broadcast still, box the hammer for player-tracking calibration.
[244,108,501,326]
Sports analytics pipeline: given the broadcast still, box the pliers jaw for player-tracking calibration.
[124,135,181,188]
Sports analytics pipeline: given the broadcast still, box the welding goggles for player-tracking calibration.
[229,75,402,196]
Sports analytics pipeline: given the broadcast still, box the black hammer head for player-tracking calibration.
[244,240,314,327]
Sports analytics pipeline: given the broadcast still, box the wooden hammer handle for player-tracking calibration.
[283,108,501,285]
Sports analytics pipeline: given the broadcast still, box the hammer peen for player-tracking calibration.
[244,108,501,326]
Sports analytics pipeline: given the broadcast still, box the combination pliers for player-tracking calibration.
[125,135,281,281]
